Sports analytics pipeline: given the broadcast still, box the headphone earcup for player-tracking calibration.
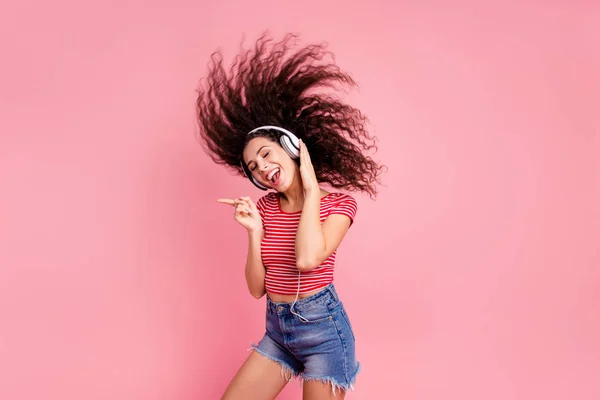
[280,133,300,159]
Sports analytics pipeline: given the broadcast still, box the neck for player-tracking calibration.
[280,177,305,207]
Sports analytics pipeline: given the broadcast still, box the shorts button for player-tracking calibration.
[278,306,284,312]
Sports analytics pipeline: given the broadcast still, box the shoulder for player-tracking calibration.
[256,192,279,212]
[257,191,278,205]
[323,192,357,207]
[322,192,358,222]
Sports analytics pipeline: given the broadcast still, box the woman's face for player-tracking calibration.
[242,136,297,191]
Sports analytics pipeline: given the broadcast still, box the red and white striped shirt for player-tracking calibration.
[256,192,358,295]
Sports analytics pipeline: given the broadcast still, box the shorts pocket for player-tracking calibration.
[297,304,334,324]
[340,307,356,341]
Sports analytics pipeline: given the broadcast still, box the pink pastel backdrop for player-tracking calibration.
[1,1,598,399]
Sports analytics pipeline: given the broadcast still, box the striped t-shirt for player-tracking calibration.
[256,192,358,295]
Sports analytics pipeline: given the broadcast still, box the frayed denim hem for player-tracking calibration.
[248,342,299,381]
[301,362,361,395]
[248,342,361,394]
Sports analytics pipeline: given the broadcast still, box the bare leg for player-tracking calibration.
[221,350,291,400]
[302,380,347,400]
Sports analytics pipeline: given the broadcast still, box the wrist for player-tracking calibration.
[304,188,321,200]
[248,227,263,239]
[304,193,320,205]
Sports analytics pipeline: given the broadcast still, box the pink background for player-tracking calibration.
[1,1,599,399]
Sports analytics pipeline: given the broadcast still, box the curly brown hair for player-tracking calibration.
[195,33,384,197]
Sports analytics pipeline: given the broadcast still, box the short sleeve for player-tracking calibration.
[328,194,358,225]
[256,195,267,222]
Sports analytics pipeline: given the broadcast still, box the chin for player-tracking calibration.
[276,183,291,192]
[267,181,287,192]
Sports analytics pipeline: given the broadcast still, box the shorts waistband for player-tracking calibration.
[267,284,339,314]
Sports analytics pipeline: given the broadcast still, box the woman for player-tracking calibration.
[196,34,383,399]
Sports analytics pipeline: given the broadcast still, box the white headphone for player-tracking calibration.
[241,125,300,190]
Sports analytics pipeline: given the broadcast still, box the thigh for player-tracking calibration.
[221,351,289,400]
[303,380,346,400]
[294,301,360,393]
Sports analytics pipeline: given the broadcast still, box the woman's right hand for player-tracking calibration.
[217,196,262,233]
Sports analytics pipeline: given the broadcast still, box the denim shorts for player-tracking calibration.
[251,284,360,393]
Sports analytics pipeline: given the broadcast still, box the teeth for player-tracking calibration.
[267,168,279,181]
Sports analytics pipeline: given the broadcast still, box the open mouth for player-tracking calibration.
[267,168,281,186]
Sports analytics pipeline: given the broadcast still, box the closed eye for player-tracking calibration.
[247,148,271,172]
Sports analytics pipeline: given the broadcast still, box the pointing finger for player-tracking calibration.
[216,198,236,206]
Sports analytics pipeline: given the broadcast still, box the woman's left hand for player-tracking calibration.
[299,139,319,196]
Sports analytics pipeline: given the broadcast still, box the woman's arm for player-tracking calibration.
[295,192,352,271]
[217,196,266,299]
[245,228,266,298]
[294,140,354,271]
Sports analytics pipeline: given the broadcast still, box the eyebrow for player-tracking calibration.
[246,146,269,166]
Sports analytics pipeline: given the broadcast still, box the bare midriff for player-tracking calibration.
[266,286,326,303]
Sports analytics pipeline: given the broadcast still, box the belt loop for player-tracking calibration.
[328,284,339,302]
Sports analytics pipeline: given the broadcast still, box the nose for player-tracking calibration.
[257,160,269,171]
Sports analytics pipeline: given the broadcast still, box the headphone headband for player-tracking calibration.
[247,125,296,137]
